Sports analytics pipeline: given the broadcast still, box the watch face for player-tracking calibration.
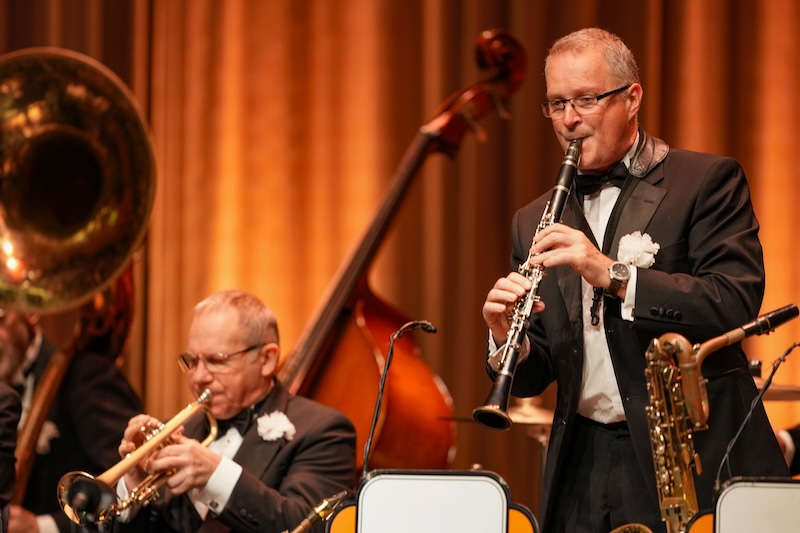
[611,262,630,280]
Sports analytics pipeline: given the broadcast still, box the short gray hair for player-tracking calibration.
[194,289,279,346]
[545,28,639,85]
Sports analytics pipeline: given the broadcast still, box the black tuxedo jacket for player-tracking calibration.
[0,383,20,532]
[23,341,142,532]
[506,131,788,530]
[788,425,800,475]
[120,379,356,533]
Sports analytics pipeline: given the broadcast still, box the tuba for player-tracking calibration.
[0,47,155,501]
[0,47,154,313]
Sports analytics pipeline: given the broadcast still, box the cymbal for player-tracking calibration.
[753,377,800,402]
[440,399,555,426]
[507,397,554,426]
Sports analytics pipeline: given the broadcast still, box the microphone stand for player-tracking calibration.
[714,340,800,493]
[361,320,437,481]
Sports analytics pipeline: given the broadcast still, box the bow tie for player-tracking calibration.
[575,162,630,196]
[217,408,255,436]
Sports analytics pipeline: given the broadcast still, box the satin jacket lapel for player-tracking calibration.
[232,381,291,481]
[558,193,594,325]
[606,169,666,260]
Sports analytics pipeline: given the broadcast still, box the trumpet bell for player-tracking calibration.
[57,472,116,526]
[0,47,155,313]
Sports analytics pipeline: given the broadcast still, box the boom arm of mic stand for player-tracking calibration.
[360,320,437,480]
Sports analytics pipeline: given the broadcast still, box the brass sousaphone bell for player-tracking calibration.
[0,47,154,312]
[0,47,156,510]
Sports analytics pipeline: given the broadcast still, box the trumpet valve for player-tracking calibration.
[132,420,165,448]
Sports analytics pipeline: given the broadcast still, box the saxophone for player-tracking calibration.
[644,333,702,533]
[472,138,581,430]
[642,304,798,533]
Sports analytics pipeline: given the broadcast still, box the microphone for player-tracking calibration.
[360,320,437,480]
[412,320,437,334]
[713,304,800,493]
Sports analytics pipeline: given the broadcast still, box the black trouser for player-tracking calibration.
[547,415,666,533]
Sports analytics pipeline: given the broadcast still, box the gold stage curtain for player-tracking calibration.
[2,0,800,515]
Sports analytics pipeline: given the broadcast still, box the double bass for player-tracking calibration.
[278,29,526,471]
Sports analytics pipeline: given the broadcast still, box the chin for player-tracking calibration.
[210,405,235,420]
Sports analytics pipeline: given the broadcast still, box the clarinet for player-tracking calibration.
[473,139,581,430]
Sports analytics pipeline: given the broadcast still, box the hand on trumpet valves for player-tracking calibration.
[118,413,185,489]
[483,272,543,350]
[531,223,618,294]
[146,435,222,495]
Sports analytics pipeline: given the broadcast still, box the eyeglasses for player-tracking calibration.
[177,343,266,374]
[541,84,631,118]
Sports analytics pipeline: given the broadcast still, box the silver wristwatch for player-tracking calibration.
[607,261,631,295]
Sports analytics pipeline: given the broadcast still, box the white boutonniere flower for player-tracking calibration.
[256,411,296,442]
[618,231,660,268]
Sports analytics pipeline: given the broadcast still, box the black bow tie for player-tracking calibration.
[575,162,630,196]
[215,393,271,436]
[218,408,255,436]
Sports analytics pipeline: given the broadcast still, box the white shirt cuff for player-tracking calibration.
[487,330,530,364]
[194,456,243,515]
[35,514,59,533]
[620,266,637,321]
[114,477,137,522]
[488,330,498,353]
[777,429,796,467]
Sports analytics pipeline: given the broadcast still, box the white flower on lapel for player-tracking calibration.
[618,231,660,268]
[36,420,60,454]
[256,411,296,442]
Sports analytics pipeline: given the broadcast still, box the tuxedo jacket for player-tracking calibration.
[120,379,356,533]
[23,341,142,532]
[0,383,20,532]
[506,131,788,530]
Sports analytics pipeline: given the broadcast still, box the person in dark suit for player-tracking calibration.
[481,28,788,533]
[114,289,356,533]
[0,383,21,533]
[775,425,800,475]
[0,308,142,533]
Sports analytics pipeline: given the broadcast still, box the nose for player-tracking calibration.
[190,359,214,385]
[561,101,582,128]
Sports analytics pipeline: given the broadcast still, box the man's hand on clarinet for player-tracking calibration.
[531,223,614,289]
[483,272,544,344]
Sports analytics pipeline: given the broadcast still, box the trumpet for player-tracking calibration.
[57,389,218,525]
[473,139,581,430]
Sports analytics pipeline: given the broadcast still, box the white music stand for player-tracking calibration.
[715,477,800,532]
[356,470,509,533]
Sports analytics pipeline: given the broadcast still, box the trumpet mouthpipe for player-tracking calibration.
[97,388,213,486]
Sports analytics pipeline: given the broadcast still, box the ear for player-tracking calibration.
[260,343,280,377]
[626,83,643,119]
